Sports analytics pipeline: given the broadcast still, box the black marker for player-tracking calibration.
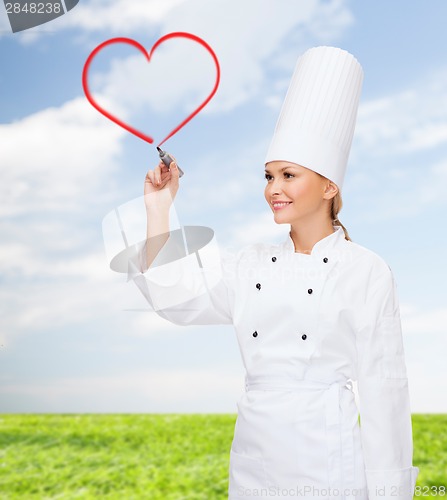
[157,147,184,178]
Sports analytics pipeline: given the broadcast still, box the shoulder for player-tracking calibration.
[345,239,393,272]
[344,239,396,297]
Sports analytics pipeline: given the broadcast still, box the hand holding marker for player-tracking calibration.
[157,147,184,177]
[142,147,184,269]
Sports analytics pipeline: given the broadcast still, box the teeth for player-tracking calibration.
[273,202,291,207]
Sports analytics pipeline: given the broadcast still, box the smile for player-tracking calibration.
[272,202,292,211]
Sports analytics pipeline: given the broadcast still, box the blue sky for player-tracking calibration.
[1,0,446,413]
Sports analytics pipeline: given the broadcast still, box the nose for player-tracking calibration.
[266,177,283,195]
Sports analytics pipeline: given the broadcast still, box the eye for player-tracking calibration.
[284,172,294,179]
[265,173,273,181]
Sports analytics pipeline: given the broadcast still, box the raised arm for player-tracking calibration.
[130,156,237,326]
[142,156,180,271]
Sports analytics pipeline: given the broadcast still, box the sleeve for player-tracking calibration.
[355,263,419,500]
[127,230,239,326]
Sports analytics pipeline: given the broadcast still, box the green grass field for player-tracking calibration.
[0,414,445,499]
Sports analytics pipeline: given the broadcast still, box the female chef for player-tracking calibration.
[133,46,420,499]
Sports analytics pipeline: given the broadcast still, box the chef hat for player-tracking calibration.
[264,46,364,192]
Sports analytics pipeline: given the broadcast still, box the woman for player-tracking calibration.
[135,47,419,499]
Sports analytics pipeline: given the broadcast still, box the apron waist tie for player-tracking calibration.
[244,375,354,425]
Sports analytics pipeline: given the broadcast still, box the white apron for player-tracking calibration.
[129,225,419,499]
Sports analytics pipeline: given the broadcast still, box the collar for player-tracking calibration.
[282,225,345,257]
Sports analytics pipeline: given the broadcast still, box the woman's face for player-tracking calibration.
[264,160,336,225]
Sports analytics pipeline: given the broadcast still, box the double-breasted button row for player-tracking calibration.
[269,254,327,263]
[270,254,327,263]
[255,282,314,294]
[252,331,307,340]
[250,253,326,341]
[256,283,313,294]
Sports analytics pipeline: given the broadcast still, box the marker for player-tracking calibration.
[156,147,184,178]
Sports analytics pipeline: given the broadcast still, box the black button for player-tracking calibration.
[301,334,307,340]
[272,256,277,262]
[323,257,328,263]
[256,283,261,290]
[308,289,313,294]
[253,331,258,337]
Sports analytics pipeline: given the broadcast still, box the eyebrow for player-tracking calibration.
[264,166,299,173]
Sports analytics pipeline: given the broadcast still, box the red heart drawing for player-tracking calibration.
[82,32,220,147]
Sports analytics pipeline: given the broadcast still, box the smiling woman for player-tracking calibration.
[264,161,351,254]
[129,46,419,500]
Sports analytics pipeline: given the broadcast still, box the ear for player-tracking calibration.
[323,181,339,199]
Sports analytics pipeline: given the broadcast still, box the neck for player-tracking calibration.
[290,219,335,254]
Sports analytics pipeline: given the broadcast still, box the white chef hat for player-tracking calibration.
[264,46,364,192]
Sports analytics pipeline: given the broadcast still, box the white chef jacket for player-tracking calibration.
[129,225,419,500]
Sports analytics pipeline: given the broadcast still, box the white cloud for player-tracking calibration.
[345,155,447,223]
[0,96,129,339]
[0,225,185,344]
[355,70,447,155]
[0,257,113,332]
[0,96,125,217]
[301,0,354,42]
[344,68,447,221]
[56,0,187,34]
